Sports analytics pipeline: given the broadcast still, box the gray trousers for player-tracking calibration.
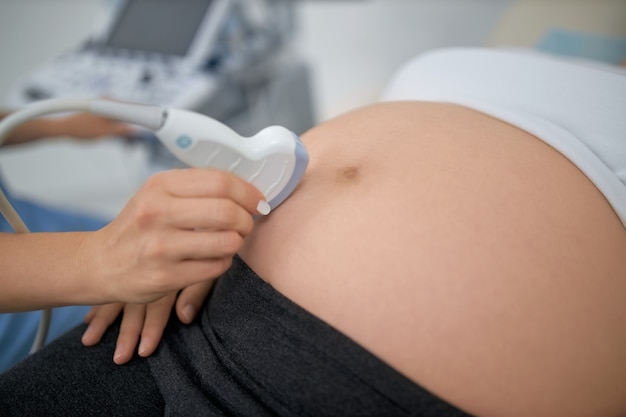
[0,256,473,417]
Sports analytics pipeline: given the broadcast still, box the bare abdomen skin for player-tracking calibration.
[239,102,626,417]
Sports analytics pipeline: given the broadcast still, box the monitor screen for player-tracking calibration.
[104,0,213,56]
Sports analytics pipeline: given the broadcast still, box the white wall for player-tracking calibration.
[291,0,512,120]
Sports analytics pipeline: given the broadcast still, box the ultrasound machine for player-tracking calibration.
[7,0,315,169]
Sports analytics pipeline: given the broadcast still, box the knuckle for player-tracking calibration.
[141,176,161,195]
[213,199,240,227]
[219,256,234,272]
[209,171,234,196]
[240,215,255,236]
[209,257,234,277]
[130,199,161,228]
[198,257,233,280]
[118,321,138,334]
[141,324,165,339]
[142,237,170,260]
[148,269,174,293]
[217,231,244,254]
[144,171,167,190]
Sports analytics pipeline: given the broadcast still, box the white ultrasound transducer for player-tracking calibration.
[156,108,308,211]
[0,98,309,212]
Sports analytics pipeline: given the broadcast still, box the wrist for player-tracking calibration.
[73,230,114,305]
[45,231,103,306]
[0,231,102,311]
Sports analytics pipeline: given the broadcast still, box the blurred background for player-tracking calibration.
[0,0,624,220]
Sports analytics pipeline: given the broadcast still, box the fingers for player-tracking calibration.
[137,294,177,358]
[112,295,176,365]
[82,303,124,346]
[82,285,212,365]
[161,197,256,235]
[151,168,267,216]
[142,229,245,262]
[113,304,146,365]
[176,280,216,324]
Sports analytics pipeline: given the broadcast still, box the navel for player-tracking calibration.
[340,166,359,181]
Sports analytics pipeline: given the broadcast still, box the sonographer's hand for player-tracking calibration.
[82,281,213,365]
[79,168,267,306]
[50,112,133,140]
[1,111,133,146]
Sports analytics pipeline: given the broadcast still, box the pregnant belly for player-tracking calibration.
[239,102,626,417]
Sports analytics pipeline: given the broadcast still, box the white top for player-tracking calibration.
[381,47,626,228]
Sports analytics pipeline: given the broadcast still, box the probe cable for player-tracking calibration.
[0,98,162,354]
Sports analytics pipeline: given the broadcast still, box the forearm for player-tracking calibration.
[0,231,101,312]
[0,113,63,146]
[1,111,133,146]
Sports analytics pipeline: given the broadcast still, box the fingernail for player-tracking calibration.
[138,341,149,357]
[81,325,93,343]
[256,200,271,216]
[113,346,124,362]
[182,304,197,322]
